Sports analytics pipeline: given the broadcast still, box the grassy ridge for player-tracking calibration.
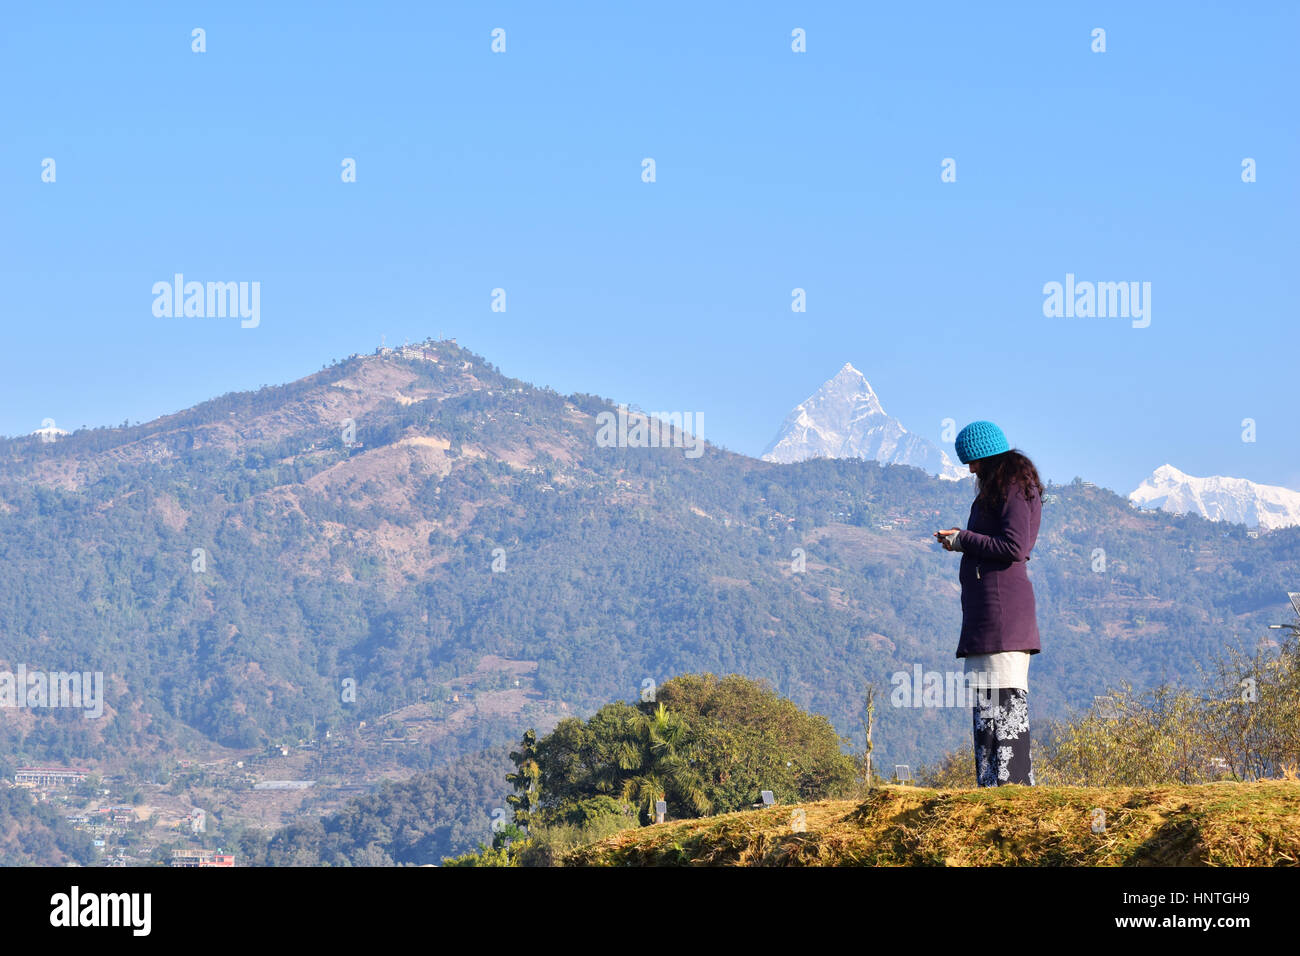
[563,782,1300,866]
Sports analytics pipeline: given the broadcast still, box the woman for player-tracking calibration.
[934,420,1044,787]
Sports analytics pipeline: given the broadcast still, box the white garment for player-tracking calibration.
[964,651,1030,691]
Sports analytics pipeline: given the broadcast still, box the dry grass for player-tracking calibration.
[563,782,1300,867]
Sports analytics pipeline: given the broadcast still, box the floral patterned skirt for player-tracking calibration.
[972,687,1034,786]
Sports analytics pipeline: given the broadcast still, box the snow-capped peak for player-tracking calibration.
[822,363,884,414]
[760,365,965,480]
[1130,465,1300,530]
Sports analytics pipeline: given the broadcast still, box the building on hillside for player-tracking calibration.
[397,345,438,362]
[15,767,89,787]
[95,806,136,825]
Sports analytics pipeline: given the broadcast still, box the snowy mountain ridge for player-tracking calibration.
[1129,464,1300,530]
[760,364,966,480]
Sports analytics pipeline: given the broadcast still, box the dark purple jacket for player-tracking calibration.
[955,481,1042,657]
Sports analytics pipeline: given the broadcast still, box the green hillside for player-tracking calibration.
[0,786,97,866]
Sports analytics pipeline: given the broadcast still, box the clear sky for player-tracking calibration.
[3,1,1296,496]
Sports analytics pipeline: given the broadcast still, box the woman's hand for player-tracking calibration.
[934,528,961,551]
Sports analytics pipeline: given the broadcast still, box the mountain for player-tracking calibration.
[1130,464,1300,531]
[760,364,966,480]
[0,338,1296,860]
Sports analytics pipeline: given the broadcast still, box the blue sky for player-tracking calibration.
[3,1,1296,496]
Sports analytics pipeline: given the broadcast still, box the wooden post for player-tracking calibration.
[864,687,875,790]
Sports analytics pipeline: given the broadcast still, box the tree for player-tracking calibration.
[532,675,855,828]
[619,703,710,824]
[1200,632,1300,781]
[1006,632,1300,787]
[506,729,542,828]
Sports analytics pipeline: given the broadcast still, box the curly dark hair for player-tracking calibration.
[973,449,1044,509]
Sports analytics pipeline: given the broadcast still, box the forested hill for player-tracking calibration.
[1,338,1295,774]
[0,787,96,865]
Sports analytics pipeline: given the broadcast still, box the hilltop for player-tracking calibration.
[564,782,1300,866]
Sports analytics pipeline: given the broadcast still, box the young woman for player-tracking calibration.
[934,421,1044,787]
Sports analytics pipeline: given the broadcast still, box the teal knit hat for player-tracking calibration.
[954,420,1009,463]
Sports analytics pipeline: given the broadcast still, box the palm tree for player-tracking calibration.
[620,703,711,823]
